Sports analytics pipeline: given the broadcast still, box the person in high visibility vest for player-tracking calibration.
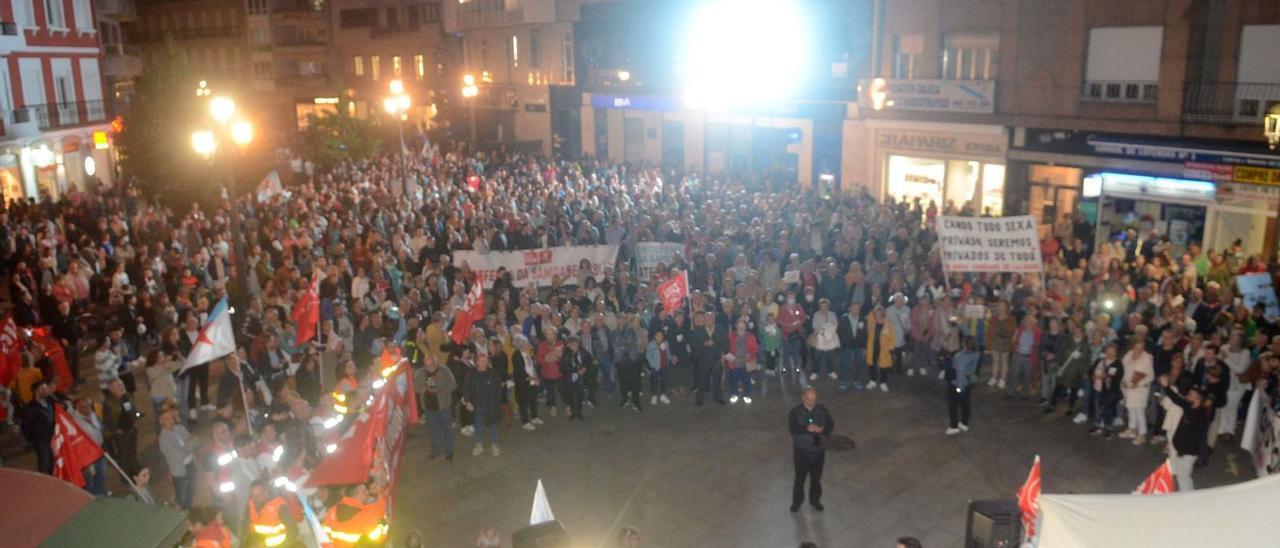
[189,506,233,548]
[332,360,359,415]
[322,482,389,547]
[248,479,300,548]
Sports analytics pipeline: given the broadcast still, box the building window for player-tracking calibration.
[511,35,519,68]
[421,2,441,24]
[370,55,381,80]
[72,0,93,31]
[560,34,574,85]
[942,33,998,80]
[1083,26,1162,103]
[339,8,377,29]
[247,0,267,15]
[13,1,34,27]
[892,34,923,79]
[528,27,541,69]
[353,56,364,76]
[414,53,425,80]
[43,0,66,29]
[392,55,402,77]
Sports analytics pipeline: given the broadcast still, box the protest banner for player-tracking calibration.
[636,242,686,279]
[1240,390,1280,478]
[1236,273,1280,321]
[455,245,620,288]
[937,215,1043,274]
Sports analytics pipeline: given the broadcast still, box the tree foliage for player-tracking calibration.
[299,112,383,172]
[115,45,219,206]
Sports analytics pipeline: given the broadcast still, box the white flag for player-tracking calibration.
[529,479,556,525]
[182,298,237,372]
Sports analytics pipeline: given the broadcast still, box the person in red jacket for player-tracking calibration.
[778,288,808,377]
[1011,315,1042,397]
[727,319,760,404]
[535,328,566,417]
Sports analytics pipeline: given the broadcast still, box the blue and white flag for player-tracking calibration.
[182,298,237,372]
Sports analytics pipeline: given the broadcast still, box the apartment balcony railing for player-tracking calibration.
[130,26,243,42]
[1081,80,1158,104]
[1182,82,1280,125]
[95,0,137,21]
[23,101,108,130]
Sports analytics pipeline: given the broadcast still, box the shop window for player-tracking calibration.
[981,164,1005,216]
[887,155,944,207]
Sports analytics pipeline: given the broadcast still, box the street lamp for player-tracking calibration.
[210,97,236,125]
[192,130,216,159]
[231,120,254,148]
[461,74,480,144]
[385,79,412,179]
[616,69,631,83]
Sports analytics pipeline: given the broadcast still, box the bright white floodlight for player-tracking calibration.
[679,0,810,110]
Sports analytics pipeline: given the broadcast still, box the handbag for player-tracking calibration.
[745,360,761,373]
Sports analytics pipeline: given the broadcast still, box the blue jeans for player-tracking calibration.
[841,348,867,388]
[814,349,837,376]
[172,462,196,510]
[728,368,752,397]
[426,408,454,457]
[599,354,614,393]
[473,413,498,444]
[649,368,666,395]
[85,457,106,495]
[781,335,804,372]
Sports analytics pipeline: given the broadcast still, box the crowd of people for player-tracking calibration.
[1,136,1279,546]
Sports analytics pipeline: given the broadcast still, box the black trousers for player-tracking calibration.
[515,383,539,424]
[186,365,209,410]
[948,386,972,428]
[792,448,825,506]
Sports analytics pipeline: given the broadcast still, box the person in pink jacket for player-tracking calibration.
[727,319,760,404]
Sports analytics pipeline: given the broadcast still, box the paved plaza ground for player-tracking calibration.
[392,371,1250,548]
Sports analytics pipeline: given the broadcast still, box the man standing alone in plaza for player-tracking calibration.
[789,387,833,512]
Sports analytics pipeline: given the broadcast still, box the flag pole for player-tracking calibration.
[102,451,141,495]
[231,355,257,437]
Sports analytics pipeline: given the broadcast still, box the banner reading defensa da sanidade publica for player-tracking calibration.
[455,245,620,288]
[938,215,1043,273]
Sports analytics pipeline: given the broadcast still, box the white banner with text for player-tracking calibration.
[455,246,620,288]
[937,215,1043,273]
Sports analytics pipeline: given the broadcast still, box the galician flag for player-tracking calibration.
[182,298,237,372]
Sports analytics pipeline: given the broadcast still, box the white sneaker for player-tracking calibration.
[472,444,484,456]
[461,425,475,437]
[765,370,777,377]
[907,368,915,377]
[549,406,558,417]
[1118,429,1136,439]
[189,409,198,420]
[938,370,947,380]
[828,372,838,380]
[880,383,889,392]
[958,423,969,432]
[491,444,500,456]
[660,395,671,404]
[997,379,1007,389]
[729,395,739,404]
[866,381,878,390]
[522,423,536,431]
[1072,413,1087,424]
[744,396,753,404]
[808,373,818,381]
[532,418,545,425]
[945,428,961,435]
[920,368,929,376]
[987,377,998,387]
[1112,417,1126,428]
[651,395,658,406]
[200,404,216,411]
[563,407,571,417]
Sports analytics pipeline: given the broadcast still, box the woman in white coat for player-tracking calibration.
[1120,335,1155,445]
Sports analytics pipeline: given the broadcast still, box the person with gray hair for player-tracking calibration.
[511,333,543,430]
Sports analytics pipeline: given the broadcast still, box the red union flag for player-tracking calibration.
[450,277,485,345]
[53,404,104,488]
[1134,459,1175,495]
[658,271,689,315]
[292,274,321,345]
[1016,455,1041,539]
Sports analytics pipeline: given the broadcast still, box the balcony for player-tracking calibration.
[24,101,108,130]
[103,43,143,78]
[1182,82,1280,125]
[1081,80,1158,104]
[95,0,137,21]
[130,26,242,42]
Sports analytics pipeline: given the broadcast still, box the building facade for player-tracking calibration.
[1,0,117,202]
[330,0,447,129]
[852,0,1280,257]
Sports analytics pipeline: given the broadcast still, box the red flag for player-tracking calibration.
[1016,455,1042,539]
[292,275,321,345]
[53,404,104,488]
[1134,459,1175,495]
[450,278,485,345]
[658,271,689,315]
[0,317,21,387]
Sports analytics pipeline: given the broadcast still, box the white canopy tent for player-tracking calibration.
[1037,473,1280,547]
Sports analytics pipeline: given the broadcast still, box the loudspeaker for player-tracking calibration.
[512,520,569,548]
[964,499,1022,548]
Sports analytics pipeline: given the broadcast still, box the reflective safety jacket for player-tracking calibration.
[322,495,389,547]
